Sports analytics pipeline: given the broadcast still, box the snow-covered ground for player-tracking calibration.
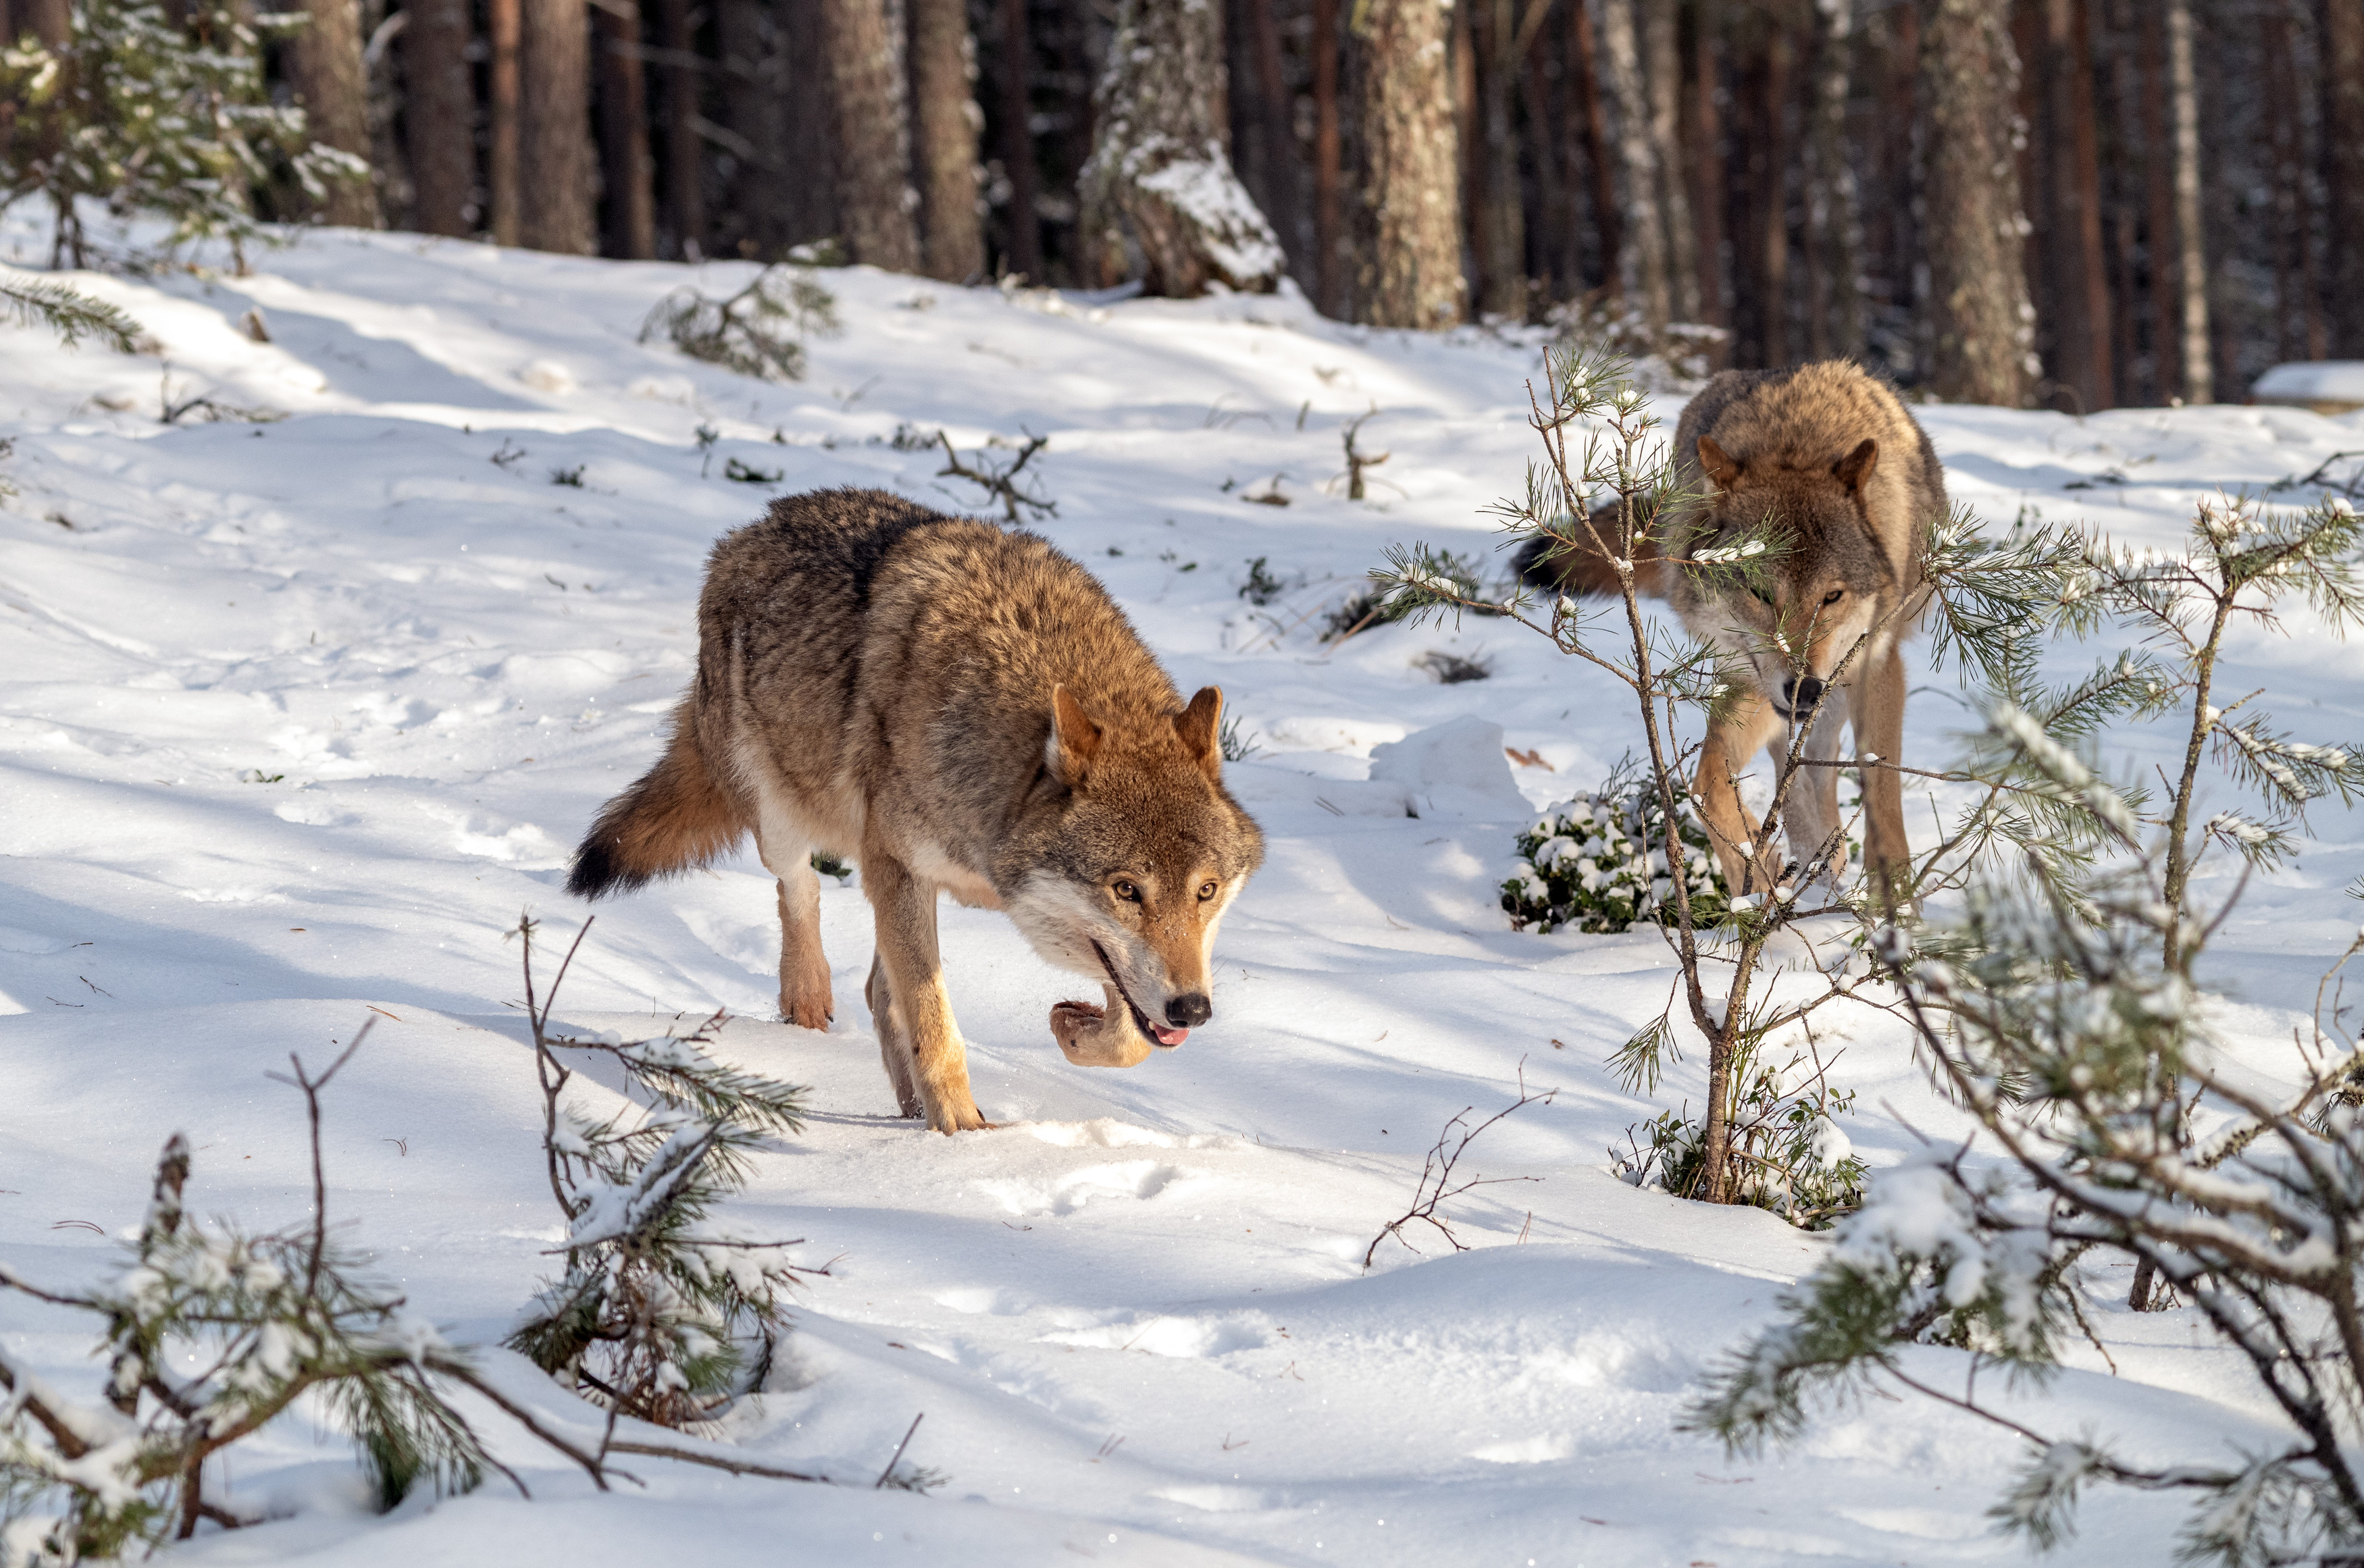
[5,217,2363,1567]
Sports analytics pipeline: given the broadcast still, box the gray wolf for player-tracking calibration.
[1515,361,1944,899]
[565,488,1265,1133]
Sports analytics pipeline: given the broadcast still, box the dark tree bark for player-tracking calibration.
[1469,0,1525,315]
[1081,0,1283,294]
[2164,0,2209,400]
[1234,0,1302,280]
[654,0,705,257]
[2037,0,2111,411]
[2137,0,2175,398]
[1918,0,2033,404]
[1521,7,1569,298]
[820,0,922,270]
[21,0,61,46]
[1690,4,1727,332]
[286,0,384,226]
[2325,0,2364,357]
[1600,0,1666,327]
[595,0,659,258]
[994,0,1043,278]
[1567,0,1618,292]
[1805,0,1860,358]
[488,0,522,244]
[402,0,475,236]
[1644,0,1696,322]
[1312,0,1344,312]
[910,0,986,281]
[519,0,596,254]
[1738,22,1791,366]
[717,0,791,257]
[1359,0,1465,325]
[2261,3,2321,363]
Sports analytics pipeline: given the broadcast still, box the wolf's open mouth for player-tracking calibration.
[1091,939,1188,1047]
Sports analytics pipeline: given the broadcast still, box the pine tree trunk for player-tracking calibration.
[519,0,596,253]
[1644,0,1696,322]
[820,0,921,270]
[1081,0,1283,296]
[1746,24,1791,366]
[1358,0,1465,325]
[1312,0,1345,313]
[1471,0,1524,315]
[2039,0,2110,411]
[1599,0,1666,328]
[654,0,704,257]
[402,0,473,236]
[1806,0,1860,357]
[2164,0,2209,401]
[594,0,658,258]
[1238,0,1302,278]
[488,0,522,244]
[909,0,985,281]
[716,0,792,257]
[1522,8,1568,299]
[2137,1,2174,399]
[286,0,383,226]
[1568,0,1618,293]
[1917,0,2032,405]
[2323,0,2364,359]
[2262,5,2319,363]
[994,0,1042,278]
[1689,6,1726,331]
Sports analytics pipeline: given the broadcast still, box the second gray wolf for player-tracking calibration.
[566,488,1266,1133]
[1516,360,1944,899]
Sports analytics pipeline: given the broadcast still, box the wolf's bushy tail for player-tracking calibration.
[1511,502,1663,599]
[566,704,746,899]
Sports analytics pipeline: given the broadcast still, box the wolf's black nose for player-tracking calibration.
[1166,993,1212,1028]
[1784,675,1825,712]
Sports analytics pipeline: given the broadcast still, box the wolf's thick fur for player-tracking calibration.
[567,488,1264,1133]
[1515,361,1944,895]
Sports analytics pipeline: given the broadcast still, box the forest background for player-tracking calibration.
[8,0,2355,413]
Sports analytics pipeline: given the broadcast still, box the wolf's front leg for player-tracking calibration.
[1852,645,1913,910]
[862,850,990,1134]
[1694,691,1786,897]
[863,952,924,1118]
[772,859,834,1030]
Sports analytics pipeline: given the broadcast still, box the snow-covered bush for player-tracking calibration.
[1502,761,1729,934]
[505,917,823,1430]
[1612,1033,1865,1229]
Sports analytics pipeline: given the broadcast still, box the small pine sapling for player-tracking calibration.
[640,264,841,382]
[504,916,825,1429]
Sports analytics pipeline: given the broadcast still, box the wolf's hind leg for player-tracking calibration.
[756,829,834,1030]
[862,850,989,1134]
[863,952,923,1118]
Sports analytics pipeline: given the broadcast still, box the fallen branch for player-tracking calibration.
[1364,1062,1558,1268]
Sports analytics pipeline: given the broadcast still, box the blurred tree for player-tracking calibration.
[1358,0,1464,325]
[286,0,383,226]
[910,0,986,281]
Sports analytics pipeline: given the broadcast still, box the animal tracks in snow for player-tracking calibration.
[971,1157,1198,1218]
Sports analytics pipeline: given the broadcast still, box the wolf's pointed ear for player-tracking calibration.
[1834,438,1878,492]
[1175,686,1224,780]
[1050,685,1102,786]
[1697,436,1743,491]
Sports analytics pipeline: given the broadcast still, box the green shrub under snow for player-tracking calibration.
[1502,762,1730,934]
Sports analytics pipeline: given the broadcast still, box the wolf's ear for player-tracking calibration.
[1697,436,1743,491]
[1050,685,1102,785]
[1175,686,1224,780]
[1834,438,1878,492]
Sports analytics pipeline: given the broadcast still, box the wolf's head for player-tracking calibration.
[1685,434,1901,721]
[1000,685,1264,1053]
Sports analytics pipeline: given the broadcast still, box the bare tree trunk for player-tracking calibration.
[994,0,1042,278]
[1689,5,1725,332]
[1469,0,1522,314]
[2039,0,2110,410]
[1751,24,1792,365]
[821,0,921,270]
[519,0,596,253]
[2137,0,2174,399]
[1644,0,1696,321]
[1312,0,1345,313]
[403,0,474,236]
[1568,0,1618,292]
[1522,6,1569,299]
[2324,0,2364,358]
[2261,2,2311,363]
[1918,0,2032,405]
[2165,0,2209,401]
[910,0,985,281]
[595,0,658,258]
[1081,0,1283,295]
[1600,0,1667,327]
[1359,0,1466,325]
[488,0,522,244]
[286,0,383,226]
[1239,0,1302,278]
[654,0,704,257]
[1806,0,1860,357]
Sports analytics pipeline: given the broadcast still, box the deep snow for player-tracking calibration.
[4,217,2363,1567]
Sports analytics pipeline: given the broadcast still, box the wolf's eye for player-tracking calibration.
[1822,589,1845,606]
[1113,880,1141,902]
[1198,881,1217,901]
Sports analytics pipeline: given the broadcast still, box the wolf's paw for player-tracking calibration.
[925,1094,994,1134]
[779,989,835,1031]
[1050,989,1154,1068]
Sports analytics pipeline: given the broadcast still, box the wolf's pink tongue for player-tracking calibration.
[1152,1024,1190,1047]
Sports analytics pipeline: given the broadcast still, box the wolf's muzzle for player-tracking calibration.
[1165,992,1211,1029]
[1779,675,1826,717]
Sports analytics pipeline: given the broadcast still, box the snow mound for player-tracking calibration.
[1366,714,1532,819]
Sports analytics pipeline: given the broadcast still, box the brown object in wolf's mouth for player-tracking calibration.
[1050,989,1156,1068]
